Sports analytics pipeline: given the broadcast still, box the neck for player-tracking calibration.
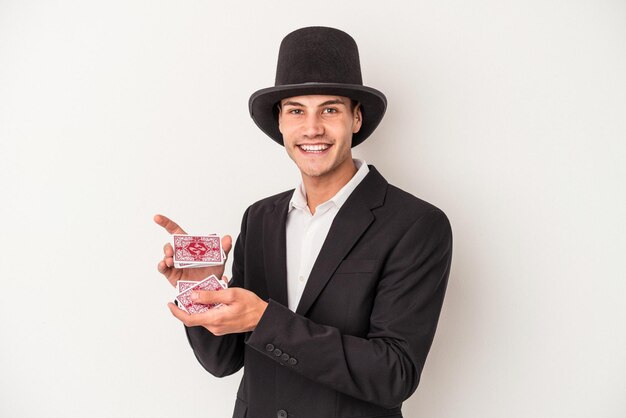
[302,159,358,214]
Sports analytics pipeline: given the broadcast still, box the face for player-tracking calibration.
[277,95,362,181]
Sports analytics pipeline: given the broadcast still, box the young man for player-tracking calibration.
[155,27,452,418]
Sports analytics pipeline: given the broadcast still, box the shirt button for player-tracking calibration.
[265,344,275,352]
[288,358,298,366]
[273,348,283,357]
[298,276,304,282]
[277,409,288,418]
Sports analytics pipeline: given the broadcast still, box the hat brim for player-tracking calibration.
[249,83,387,147]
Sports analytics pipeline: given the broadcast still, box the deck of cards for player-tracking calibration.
[175,275,228,314]
[173,234,226,269]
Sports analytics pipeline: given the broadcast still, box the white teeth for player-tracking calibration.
[300,144,329,152]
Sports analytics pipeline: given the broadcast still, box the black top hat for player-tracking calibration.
[249,26,387,147]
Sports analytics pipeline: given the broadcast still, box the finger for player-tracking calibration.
[154,214,187,235]
[221,235,233,257]
[163,242,174,257]
[191,288,233,305]
[168,302,218,328]
[222,275,230,285]
[158,262,178,287]
[157,260,170,274]
[167,302,195,325]
[162,243,174,267]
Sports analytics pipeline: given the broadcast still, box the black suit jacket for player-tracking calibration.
[185,166,453,418]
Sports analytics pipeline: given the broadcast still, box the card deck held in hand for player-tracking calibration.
[172,234,225,269]
[175,275,228,314]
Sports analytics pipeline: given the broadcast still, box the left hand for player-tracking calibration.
[154,214,232,287]
[168,277,268,336]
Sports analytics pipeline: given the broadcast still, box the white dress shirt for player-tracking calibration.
[285,159,370,311]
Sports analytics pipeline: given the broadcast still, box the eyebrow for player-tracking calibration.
[281,99,347,108]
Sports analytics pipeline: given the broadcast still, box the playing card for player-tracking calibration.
[176,279,227,294]
[175,275,226,314]
[173,234,224,268]
[174,262,204,269]
[177,280,199,294]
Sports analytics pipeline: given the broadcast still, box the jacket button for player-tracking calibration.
[281,353,290,362]
[288,357,297,366]
[265,344,275,352]
[277,409,287,418]
[273,348,283,356]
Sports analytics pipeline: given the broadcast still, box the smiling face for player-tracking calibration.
[278,95,362,183]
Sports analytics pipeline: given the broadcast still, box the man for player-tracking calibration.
[155,26,452,418]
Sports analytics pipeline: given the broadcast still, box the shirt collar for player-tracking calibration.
[290,183,309,212]
[288,159,370,213]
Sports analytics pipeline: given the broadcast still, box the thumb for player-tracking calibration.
[221,235,233,257]
[191,288,232,305]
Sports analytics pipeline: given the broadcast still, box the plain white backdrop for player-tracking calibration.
[1,1,625,417]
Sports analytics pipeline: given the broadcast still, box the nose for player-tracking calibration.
[302,113,324,138]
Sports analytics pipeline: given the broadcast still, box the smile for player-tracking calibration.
[298,144,331,153]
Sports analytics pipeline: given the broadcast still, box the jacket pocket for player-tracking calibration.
[233,397,247,418]
[335,259,378,274]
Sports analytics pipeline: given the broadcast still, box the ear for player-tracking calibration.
[352,105,363,134]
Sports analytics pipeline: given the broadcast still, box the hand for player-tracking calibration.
[154,214,233,287]
[167,278,268,336]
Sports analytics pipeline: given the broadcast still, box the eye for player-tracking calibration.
[322,107,338,114]
[288,109,303,115]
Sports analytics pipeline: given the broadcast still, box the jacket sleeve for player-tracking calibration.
[245,209,452,408]
[183,208,251,377]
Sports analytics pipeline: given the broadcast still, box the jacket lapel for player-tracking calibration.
[262,193,291,306]
[296,166,388,316]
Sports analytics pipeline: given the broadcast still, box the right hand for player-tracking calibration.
[154,214,233,288]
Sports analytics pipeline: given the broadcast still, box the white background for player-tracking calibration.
[1,1,625,417]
